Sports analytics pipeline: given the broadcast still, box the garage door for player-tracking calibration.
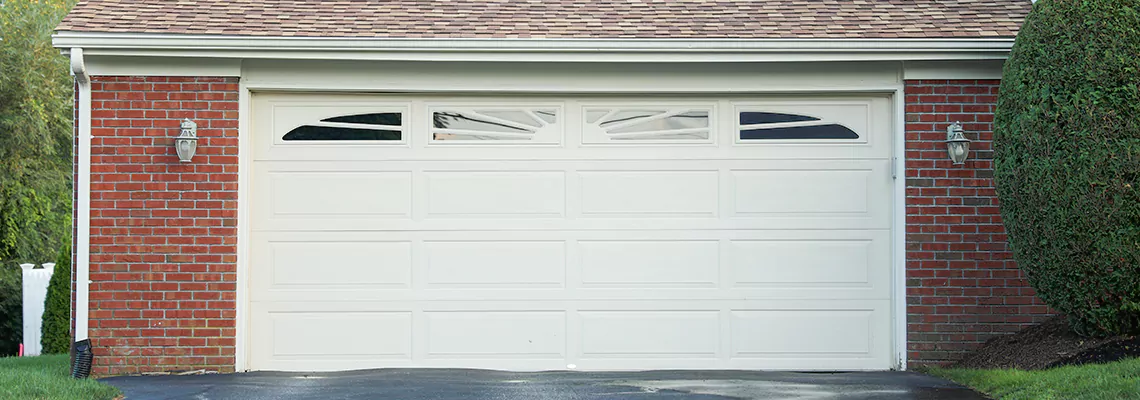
[248,94,895,371]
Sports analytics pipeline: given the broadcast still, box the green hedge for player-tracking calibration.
[41,244,70,354]
[0,264,20,356]
[993,0,1140,335]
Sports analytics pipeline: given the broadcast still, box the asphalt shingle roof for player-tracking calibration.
[57,0,1033,39]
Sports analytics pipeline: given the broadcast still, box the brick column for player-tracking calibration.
[86,76,239,375]
[904,79,1052,367]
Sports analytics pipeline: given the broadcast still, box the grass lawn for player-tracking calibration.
[928,357,1140,400]
[0,354,121,400]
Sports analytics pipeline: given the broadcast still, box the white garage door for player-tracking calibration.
[248,94,895,371]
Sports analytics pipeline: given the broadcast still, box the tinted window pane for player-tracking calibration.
[739,112,820,125]
[283,126,402,141]
[740,124,859,140]
[320,113,402,126]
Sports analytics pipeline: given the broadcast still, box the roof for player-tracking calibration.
[56,0,1032,39]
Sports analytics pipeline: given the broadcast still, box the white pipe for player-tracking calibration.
[70,48,90,341]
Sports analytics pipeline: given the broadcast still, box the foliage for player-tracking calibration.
[41,244,70,354]
[0,0,76,264]
[0,0,76,357]
[0,355,121,400]
[928,358,1140,400]
[0,266,19,356]
[993,0,1140,335]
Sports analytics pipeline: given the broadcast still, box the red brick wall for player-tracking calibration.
[86,76,239,376]
[904,79,1052,367]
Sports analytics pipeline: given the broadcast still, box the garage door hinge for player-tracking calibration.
[891,157,898,179]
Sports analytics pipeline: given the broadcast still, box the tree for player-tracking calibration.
[0,0,76,356]
[41,243,71,354]
[993,0,1140,336]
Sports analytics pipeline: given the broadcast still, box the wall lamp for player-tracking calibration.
[946,121,971,165]
[176,119,198,163]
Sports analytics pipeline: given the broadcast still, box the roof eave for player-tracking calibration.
[52,31,1016,62]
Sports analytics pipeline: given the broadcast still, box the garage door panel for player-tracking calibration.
[267,241,412,288]
[578,170,719,217]
[577,311,720,359]
[729,237,888,289]
[255,160,890,232]
[269,172,412,217]
[424,311,566,359]
[730,170,870,215]
[257,217,887,232]
[250,94,895,371]
[578,240,719,288]
[423,240,566,288]
[267,311,413,358]
[251,230,890,303]
[423,171,566,218]
[250,300,891,371]
[251,239,413,297]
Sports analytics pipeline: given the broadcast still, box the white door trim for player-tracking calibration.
[891,85,908,370]
[235,79,252,372]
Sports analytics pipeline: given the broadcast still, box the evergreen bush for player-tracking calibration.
[41,244,71,354]
[994,0,1140,335]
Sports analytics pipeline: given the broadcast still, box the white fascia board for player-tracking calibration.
[53,32,1015,62]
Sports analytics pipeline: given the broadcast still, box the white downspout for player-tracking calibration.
[70,48,90,341]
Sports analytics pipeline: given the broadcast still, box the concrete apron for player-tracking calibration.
[102,369,986,400]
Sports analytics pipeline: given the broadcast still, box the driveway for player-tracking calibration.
[102,369,986,400]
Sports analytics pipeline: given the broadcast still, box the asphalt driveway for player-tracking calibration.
[102,369,986,400]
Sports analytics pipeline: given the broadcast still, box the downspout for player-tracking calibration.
[70,48,90,341]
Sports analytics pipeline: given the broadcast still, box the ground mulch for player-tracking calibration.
[953,315,1140,370]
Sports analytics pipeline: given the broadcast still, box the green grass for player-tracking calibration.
[0,355,121,400]
[928,358,1140,400]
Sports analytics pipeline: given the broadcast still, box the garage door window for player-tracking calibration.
[583,107,712,143]
[431,107,560,143]
[738,111,859,140]
[282,112,403,141]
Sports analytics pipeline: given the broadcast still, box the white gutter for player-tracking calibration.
[53,32,1016,62]
[70,48,90,342]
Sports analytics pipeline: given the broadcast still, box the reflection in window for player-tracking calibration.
[585,108,710,140]
[433,108,558,141]
[284,112,403,141]
[740,124,859,140]
[738,110,859,140]
[739,112,819,125]
[321,113,402,126]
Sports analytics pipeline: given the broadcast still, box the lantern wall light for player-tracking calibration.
[175,119,198,163]
[946,121,971,165]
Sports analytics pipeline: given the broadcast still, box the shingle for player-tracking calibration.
[56,0,1032,39]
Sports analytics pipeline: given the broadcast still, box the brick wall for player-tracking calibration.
[86,76,239,375]
[904,79,1052,367]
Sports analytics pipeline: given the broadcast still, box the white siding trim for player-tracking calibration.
[86,56,241,77]
[242,60,905,94]
[235,79,252,372]
[53,32,1015,63]
[903,60,1005,80]
[892,84,908,370]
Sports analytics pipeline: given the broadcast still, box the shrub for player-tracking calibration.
[993,0,1140,336]
[41,244,71,354]
[0,264,20,356]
